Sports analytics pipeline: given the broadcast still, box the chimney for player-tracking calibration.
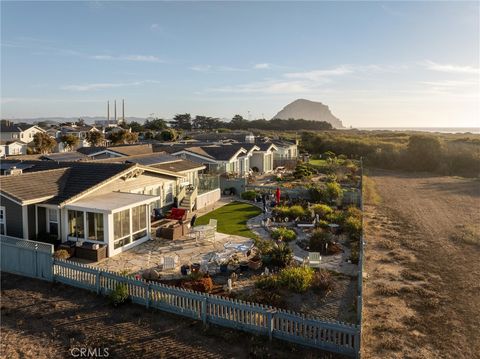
[122,99,125,123]
[114,100,117,123]
[107,101,110,122]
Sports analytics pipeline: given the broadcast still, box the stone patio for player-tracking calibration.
[91,231,253,278]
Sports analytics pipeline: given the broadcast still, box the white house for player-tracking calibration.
[0,141,28,157]
[0,122,45,144]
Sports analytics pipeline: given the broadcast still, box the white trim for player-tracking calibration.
[22,205,28,239]
[0,206,6,236]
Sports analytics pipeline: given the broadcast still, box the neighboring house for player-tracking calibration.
[189,131,255,144]
[0,141,28,157]
[55,124,102,151]
[77,144,153,160]
[270,139,298,161]
[0,122,45,144]
[249,142,278,174]
[0,162,187,257]
[89,152,215,211]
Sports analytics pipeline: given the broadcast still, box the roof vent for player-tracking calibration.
[5,166,23,176]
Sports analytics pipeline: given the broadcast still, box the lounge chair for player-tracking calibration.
[308,252,322,268]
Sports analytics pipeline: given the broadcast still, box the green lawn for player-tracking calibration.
[309,159,328,167]
[195,201,262,239]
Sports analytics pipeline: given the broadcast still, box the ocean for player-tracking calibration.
[356,127,480,134]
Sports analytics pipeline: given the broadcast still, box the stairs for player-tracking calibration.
[179,186,198,211]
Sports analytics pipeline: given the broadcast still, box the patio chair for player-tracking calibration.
[308,252,322,268]
[160,255,179,270]
[208,218,217,230]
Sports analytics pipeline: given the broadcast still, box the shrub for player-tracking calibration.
[241,190,257,201]
[255,275,280,290]
[271,227,297,242]
[349,241,359,264]
[109,283,129,306]
[324,181,343,203]
[198,277,214,293]
[293,163,315,179]
[53,249,70,260]
[264,242,293,268]
[311,204,333,219]
[288,205,306,219]
[326,210,346,225]
[309,229,333,252]
[272,205,290,218]
[312,270,335,292]
[344,216,362,240]
[278,267,314,293]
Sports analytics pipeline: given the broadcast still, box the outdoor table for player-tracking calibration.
[192,224,215,243]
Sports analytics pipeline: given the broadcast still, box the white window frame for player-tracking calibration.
[47,208,59,236]
[0,206,6,236]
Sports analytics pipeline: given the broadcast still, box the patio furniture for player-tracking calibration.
[167,208,187,222]
[160,255,179,270]
[208,219,217,230]
[192,224,216,245]
[158,221,184,240]
[58,240,77,258]
[307,252,322,268]
[75,242,107,262]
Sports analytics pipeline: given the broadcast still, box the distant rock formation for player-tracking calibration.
[273,99,344,128]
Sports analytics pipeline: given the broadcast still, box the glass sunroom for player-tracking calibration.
[63,191,159,257]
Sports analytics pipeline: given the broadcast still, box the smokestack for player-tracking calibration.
[107,101,110,122]
[114,100,117,123]
[122,99,125,123]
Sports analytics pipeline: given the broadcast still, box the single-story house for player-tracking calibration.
[0,141,28,157]
[77,144,153,160]
[0,162,189,257]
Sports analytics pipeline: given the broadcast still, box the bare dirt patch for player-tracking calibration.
[0,273,347,359]
[362,170,480,359]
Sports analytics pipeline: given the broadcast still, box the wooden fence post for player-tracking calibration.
[145,283,151,309]
[201,296,208,325]
[96,271,101,295]
[267,309,276,341]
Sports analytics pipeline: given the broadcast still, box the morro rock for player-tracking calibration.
[273,99,344,128]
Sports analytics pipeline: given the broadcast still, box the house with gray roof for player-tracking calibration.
[0,161,189,257]
[0,121,45,145]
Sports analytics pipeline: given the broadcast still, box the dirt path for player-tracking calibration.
[362,170,480,359]
[0,273,346,359]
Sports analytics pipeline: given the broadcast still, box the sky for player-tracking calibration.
[1,1,479,128]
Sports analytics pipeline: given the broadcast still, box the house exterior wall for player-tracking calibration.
[250,152,265,173]
[0,195,24,238]
[7,142,27,155]
[37,207,47,234]
[27,205,36,240]
[0,145,5,157]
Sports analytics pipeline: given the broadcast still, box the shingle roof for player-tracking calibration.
[91,152,179,166]
[0,162,134,204]
[151,159,205,173]
[76,146,107,155]
[108,144,153,156]
[0,167,69,203]
[41,152,88,162]
[0,160,71,173]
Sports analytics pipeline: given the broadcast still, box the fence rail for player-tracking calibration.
[53,259,359,357]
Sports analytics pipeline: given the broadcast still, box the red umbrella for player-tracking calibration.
[275,187,281,204]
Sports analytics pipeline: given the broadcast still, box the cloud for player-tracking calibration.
[90,54,162,62]
[254,63,271,69]
[61,80,160,92]
[285,66,353,81]
[424,60,479,75]
[209,80,314,94]
[189,64,247,72]
[150,23,160,30]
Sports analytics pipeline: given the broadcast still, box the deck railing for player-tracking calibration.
[53,259,360,357]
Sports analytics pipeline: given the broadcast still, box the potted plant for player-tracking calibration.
[248,254,262,270]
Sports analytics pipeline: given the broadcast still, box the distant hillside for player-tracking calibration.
[2,116,147,125]
[273,99,344,128]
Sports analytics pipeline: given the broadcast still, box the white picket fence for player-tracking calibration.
[53,259,360,357]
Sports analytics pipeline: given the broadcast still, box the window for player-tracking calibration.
[87,212,104,241]
[164,183,173,204]
[114,209,130,249]
[48,208,58,236]
[131,205,147,235]
[68,210,84,238]
[0,206,5,235]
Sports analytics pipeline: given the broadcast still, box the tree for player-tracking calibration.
[85,131,105,146]
[157,128,178,142]
[230,114,249,130]
[75,118,85,127]
[33,132,56,154]
[407,135,442,171]
[60,134,79,151]
[144,118,166,131]
[128,121,144,133]
[109,130,138,145]
[171,113,192,130]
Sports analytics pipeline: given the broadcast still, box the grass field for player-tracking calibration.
[308,159,328,167]
[195,201,262,238]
